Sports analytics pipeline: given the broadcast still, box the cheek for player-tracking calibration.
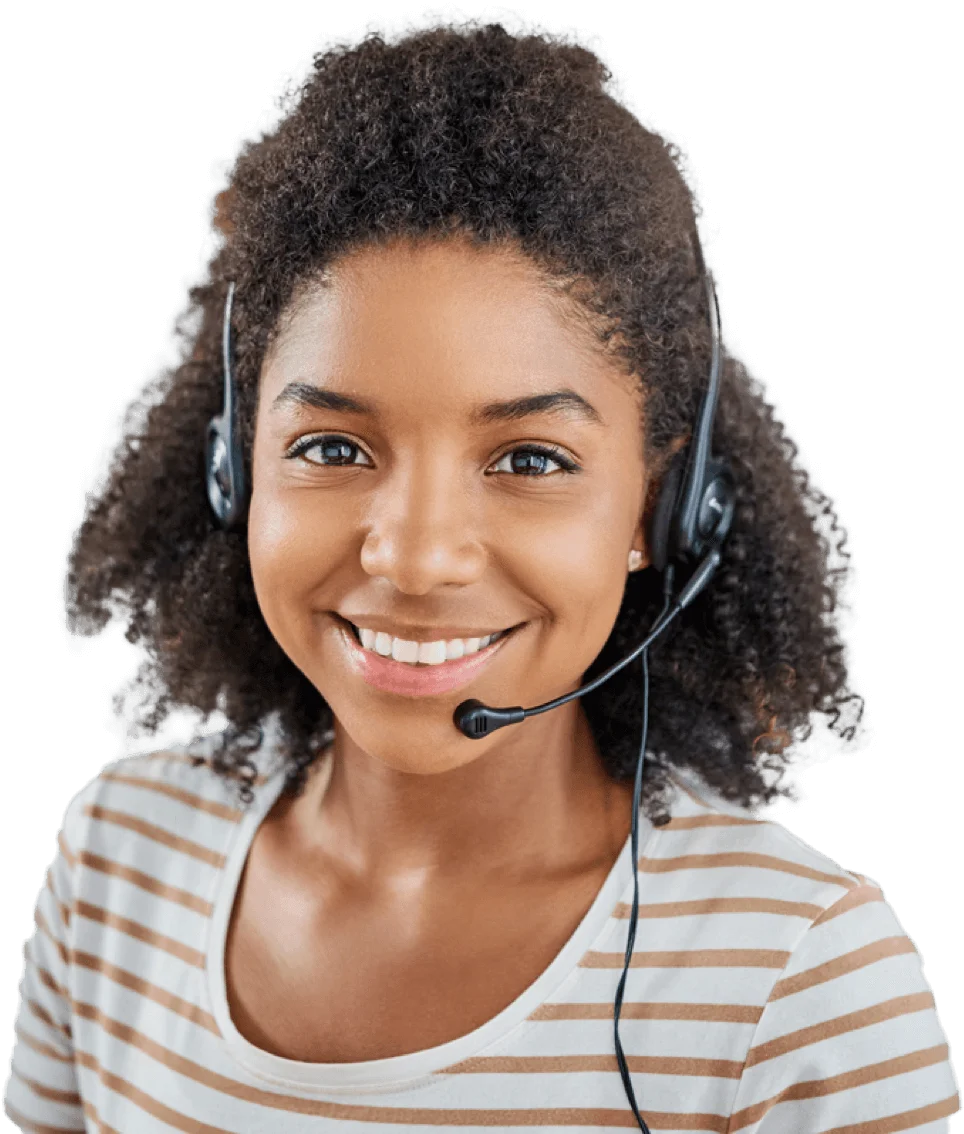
[504,496,630,637]
[247,493,299,590]
[247,491,344,620]
[523,526,603,586]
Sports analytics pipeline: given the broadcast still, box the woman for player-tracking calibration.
[4,20,959,1133]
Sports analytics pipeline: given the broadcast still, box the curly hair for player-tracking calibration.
[64,19,864,826]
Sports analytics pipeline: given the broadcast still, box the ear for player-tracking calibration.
[632,433,691,569]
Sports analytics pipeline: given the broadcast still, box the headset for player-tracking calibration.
[206,236,735,1132]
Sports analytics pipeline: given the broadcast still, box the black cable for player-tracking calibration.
[612,562,677,1133]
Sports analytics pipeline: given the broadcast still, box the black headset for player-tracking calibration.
[206,238,735,1132]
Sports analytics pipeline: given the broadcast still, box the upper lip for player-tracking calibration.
[337,615,522,641]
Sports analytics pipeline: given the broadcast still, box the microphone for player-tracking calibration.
[453,548,721,739]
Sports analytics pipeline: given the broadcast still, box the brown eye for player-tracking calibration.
[284,435,371,466]
[489,445,580,477]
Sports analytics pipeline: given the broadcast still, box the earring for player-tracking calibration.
[627,548,644,572]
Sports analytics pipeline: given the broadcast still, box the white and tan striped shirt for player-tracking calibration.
[4,742,960,1132]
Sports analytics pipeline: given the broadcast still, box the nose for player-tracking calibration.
[359,453,487,594]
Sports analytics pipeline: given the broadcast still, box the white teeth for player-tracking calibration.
[355,625,503,666]
[415,640,447,665]
[391,637,419,663]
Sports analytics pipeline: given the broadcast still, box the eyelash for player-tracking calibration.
[283,434,581,477]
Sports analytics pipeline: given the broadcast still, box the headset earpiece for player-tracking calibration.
[693,457,736,555]
[205,418,235,527]
[205,282,247,531]
[646,445,735,584]
[646,448,687,575]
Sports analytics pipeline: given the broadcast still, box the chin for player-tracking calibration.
[343,722,488,777]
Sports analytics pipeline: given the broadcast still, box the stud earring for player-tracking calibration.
[627,548,644,572]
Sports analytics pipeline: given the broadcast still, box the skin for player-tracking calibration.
[224,234,681,1061]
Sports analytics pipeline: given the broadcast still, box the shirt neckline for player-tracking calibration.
[204,747,655,1094]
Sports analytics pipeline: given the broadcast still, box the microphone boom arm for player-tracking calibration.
[455,550,721,739]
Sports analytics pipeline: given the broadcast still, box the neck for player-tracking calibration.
[291,704,633,892]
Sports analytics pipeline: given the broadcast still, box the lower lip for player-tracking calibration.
[336,618,522,698]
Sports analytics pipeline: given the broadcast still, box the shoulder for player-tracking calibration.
[56,733,284,869]
[655,763,869,909]
[647,763,887,1016]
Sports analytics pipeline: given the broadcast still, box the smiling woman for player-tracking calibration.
[4,17,959,1134]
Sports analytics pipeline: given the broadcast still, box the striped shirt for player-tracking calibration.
[4,740,960,1132]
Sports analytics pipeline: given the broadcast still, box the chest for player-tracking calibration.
[222,839,613,1064]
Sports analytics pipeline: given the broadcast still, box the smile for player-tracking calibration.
[335,616,524,698]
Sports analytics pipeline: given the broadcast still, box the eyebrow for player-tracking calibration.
[270,382,604,427]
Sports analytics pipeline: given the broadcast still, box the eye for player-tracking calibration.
[284,435,371,467]
[488,444,580,477]
[283,435,581,477]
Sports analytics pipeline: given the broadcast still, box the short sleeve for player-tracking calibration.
[3,811,86,1132]
[726,878,961,1132]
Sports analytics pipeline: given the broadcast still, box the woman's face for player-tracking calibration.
[249,235,651,776]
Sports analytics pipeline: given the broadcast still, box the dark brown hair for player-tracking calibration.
[65,19,863,826]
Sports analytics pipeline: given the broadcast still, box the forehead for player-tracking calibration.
[259,236,642,425]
